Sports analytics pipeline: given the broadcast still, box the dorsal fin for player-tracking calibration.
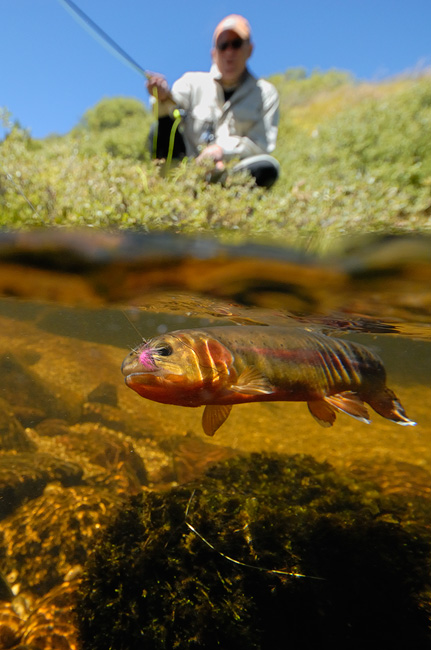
[202,405,233,436]
[231,367,274,395]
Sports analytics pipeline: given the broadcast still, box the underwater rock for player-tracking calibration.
[11,406,46,430]
[0,576,81,650]
[81,402,126,432]
[28,420,149,497]
[87,381,118,407]
[77,453,431,650]
[63,423,148,486]
[0,601,24,648]
[0,484,121,596]
[0,317,135,427]
[345,457,431,499]
[0,353,60,424]
[20,577,80,650]
[83,382,123,431]
[159,432,239,484]
[0,398,37,452]
[0,453,83,520]
[35,418,72,438]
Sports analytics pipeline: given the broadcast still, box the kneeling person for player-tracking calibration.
[147,14,280,188]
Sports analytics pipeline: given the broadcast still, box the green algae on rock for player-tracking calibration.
[77,453,431,650]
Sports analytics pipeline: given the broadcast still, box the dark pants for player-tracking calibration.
[231,155,280,189]
[148,117,279,188]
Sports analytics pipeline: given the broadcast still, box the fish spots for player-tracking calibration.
[123,325,415,434]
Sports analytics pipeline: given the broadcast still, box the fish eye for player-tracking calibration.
[156,344,173,357]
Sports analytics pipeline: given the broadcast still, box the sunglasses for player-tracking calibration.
[217,38,244,52]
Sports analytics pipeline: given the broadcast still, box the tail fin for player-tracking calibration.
[367,387,416,426]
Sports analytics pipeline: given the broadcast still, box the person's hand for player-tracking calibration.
[196,144,224,163]
[197,144,225,181]
[146,73,171,102]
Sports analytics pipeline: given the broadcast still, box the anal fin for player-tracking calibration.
[325,391,371,424]
[202,405,232,437]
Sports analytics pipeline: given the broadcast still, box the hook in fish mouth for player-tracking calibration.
[138,345,158,370]
[121,346,156,377]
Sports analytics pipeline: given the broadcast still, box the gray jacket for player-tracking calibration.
[159,64,279,160]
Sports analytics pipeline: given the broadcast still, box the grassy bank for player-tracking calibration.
[1,69,431,252]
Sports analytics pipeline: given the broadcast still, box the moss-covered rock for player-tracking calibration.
[77,453,431,649]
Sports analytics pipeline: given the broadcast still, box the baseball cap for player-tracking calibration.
[213,15,252,43]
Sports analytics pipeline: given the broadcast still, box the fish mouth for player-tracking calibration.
[123,370,164,389]
[122,364,163,379]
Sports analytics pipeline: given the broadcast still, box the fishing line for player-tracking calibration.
[57,0,150,79]
[57,0,180,160]
[185,490,325,581]
[121,310,147,347]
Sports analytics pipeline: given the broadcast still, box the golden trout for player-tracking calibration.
[121,326,415,436]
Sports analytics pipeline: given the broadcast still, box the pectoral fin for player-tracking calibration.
[325,391,371,424]
[231,367,274,396]
[202,405,233,437]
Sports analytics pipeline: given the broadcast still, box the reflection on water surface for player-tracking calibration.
[0,231,430,648]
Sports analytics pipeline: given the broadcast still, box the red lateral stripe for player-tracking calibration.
[232,343,351,365]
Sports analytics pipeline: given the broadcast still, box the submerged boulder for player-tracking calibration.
[77,453,431,649]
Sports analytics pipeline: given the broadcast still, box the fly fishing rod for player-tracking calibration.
[57,0,182,165]
[57,0,150,79]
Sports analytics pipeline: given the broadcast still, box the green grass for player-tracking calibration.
[1,70,431,252]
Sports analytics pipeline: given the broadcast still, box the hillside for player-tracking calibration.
[1,69,431,251]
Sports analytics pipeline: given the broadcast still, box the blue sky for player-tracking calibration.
[2,0,430,139]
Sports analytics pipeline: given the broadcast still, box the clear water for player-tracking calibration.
[0,231,430,647]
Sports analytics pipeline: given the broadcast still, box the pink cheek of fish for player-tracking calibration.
[139,348,155,369]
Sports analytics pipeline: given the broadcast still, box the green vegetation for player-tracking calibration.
[1,70,431,251]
